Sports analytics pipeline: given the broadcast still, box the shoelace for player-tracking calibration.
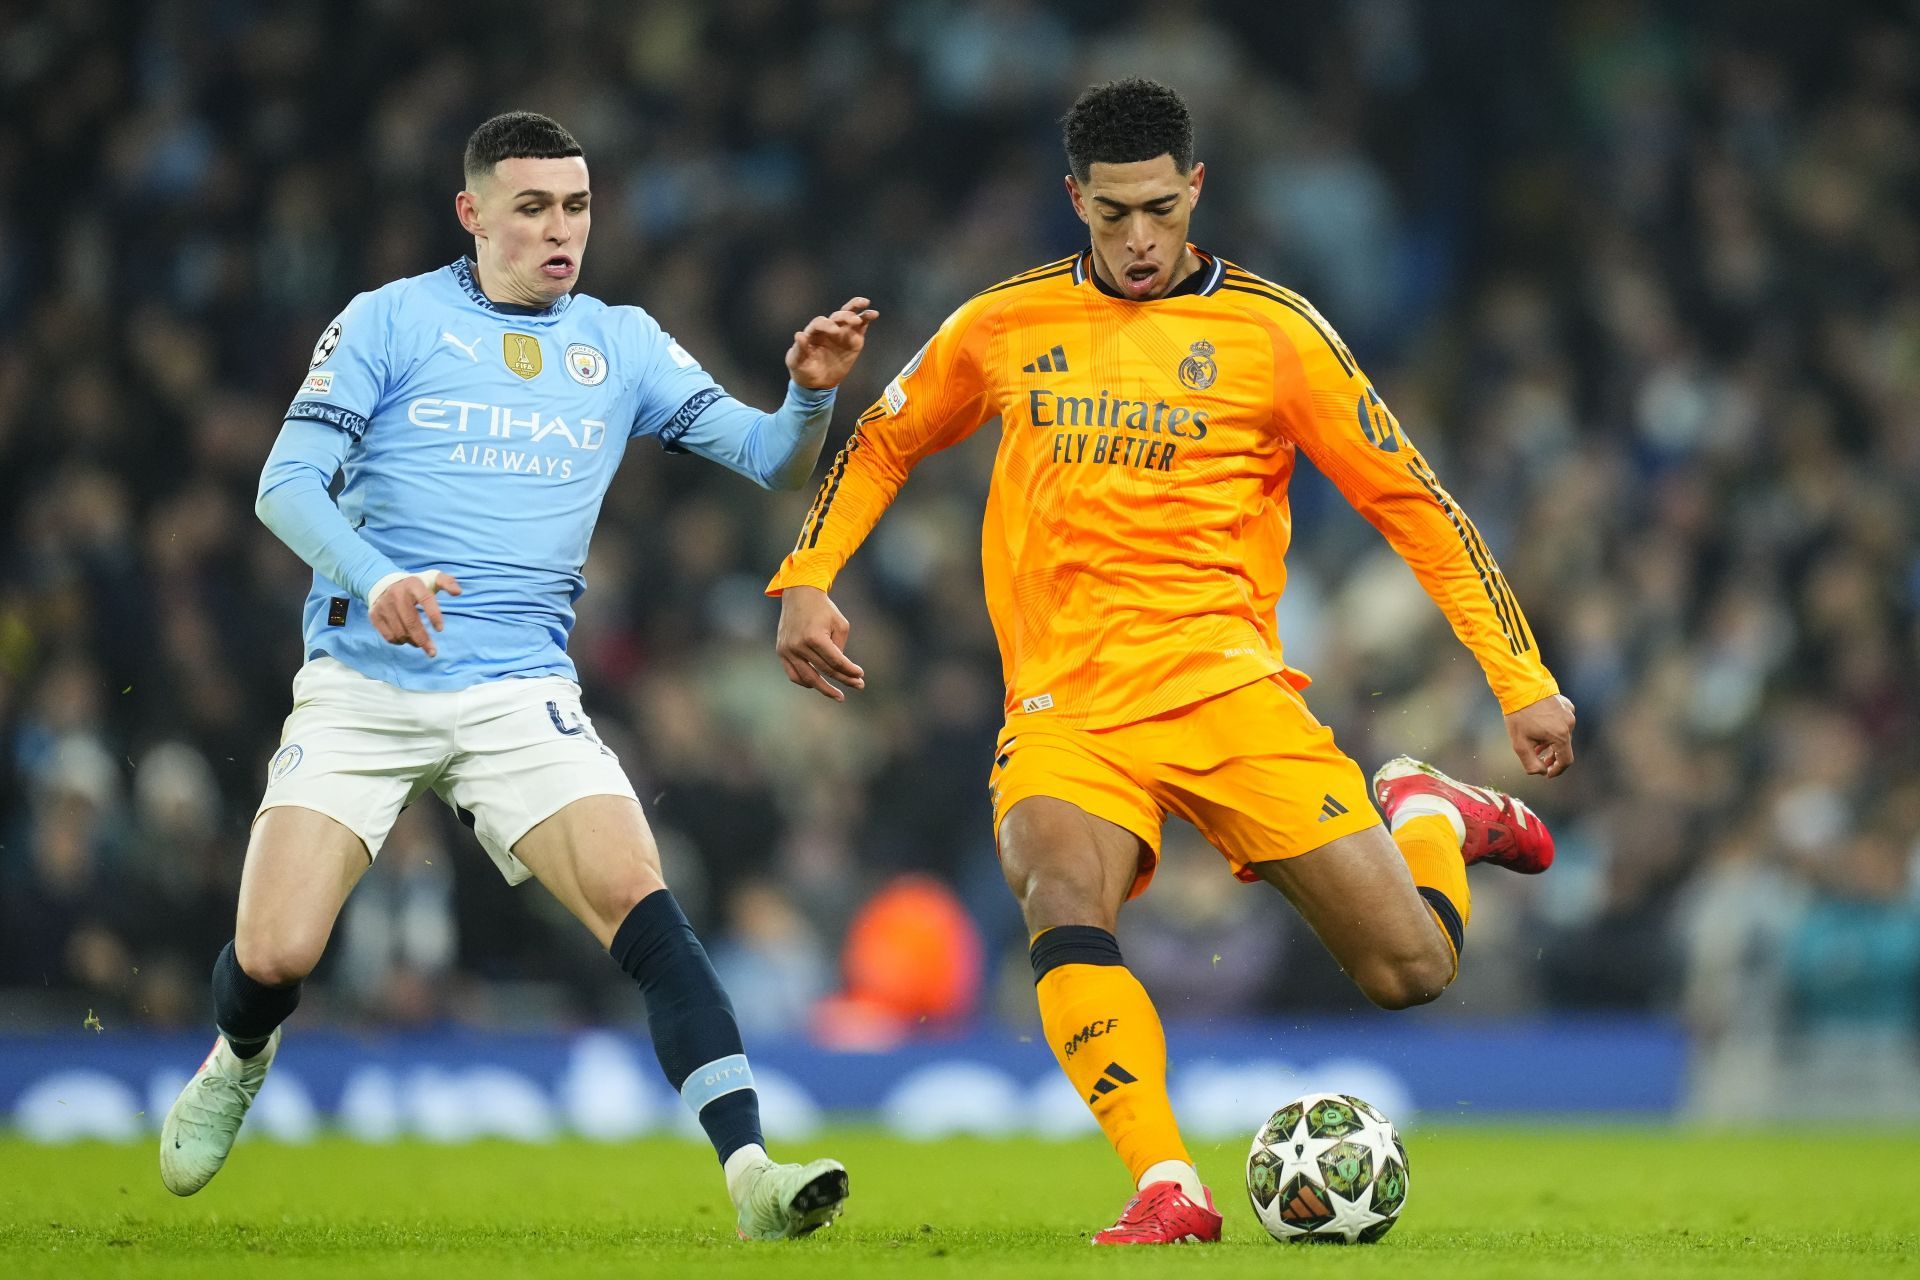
[1112,1190,1184,1233]
[176,1075,254,1132]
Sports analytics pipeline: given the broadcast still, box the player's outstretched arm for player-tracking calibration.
[775,585,865,701]
[656,297,878,492]
[765,295,993,696]
[1265,301,1572,775]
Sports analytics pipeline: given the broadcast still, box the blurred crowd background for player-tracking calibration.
[2,0,1917,1116]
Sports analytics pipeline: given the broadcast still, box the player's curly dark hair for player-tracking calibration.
[1062,79,1194,181]
[463,111,584,184]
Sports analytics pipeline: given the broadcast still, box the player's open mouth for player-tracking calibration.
[1123,263,1159,296]
[541,255,575,279]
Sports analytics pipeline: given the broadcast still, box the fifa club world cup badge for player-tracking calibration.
[503,332,543,380]
[1178,339,1218,391]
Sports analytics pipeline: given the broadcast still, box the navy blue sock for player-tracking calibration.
[211,940,300,1059]
[610,889,763,1165]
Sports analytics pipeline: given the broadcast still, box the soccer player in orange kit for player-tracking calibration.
[770,79,1577,1244]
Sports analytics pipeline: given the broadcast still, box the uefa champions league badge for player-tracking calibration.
[270,743,304,782]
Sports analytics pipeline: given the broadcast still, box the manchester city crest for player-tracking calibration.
[1178,339,1218,391]
[564,342,608,386]
[269,743,304,782]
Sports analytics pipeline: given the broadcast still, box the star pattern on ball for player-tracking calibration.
[1321,1182,1388,1239]
[1271,1117,1344,1188]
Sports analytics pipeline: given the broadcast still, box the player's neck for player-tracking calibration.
[471,255,552,310]
[1090,247,1202,301]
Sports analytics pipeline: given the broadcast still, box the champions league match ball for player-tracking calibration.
[1246,1092,1409,1244]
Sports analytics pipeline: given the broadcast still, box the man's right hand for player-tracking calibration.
[368,569,463,658]
[776,585,865,701]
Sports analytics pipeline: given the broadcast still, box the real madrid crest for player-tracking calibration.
[503,332,543,380]
[564,342,608,386]
[1178,339,1218,391]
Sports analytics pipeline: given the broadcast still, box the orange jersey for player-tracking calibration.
[769,248,1559,730]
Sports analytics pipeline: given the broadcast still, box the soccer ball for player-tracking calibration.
[1246,1092,1409,1244]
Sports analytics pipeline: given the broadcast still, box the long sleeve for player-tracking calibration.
[768,303,995,594]
[255,418,402,603]
[1267,304,1559,715]
[661,380,837,491]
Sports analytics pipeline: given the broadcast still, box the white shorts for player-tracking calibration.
[256,657,637,884]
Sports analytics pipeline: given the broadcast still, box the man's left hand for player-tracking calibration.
[1506,693,1576,778]
[787,296,879,390]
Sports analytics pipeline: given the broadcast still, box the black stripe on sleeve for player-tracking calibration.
[803,434,862,549]
[1218,283,1357,375]
[286,400,370,442]
[972,265,1076,299]
[1406,459,1525,655]
[657,387,725,452]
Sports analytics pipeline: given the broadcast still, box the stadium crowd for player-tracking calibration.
[1,0,1916,1109]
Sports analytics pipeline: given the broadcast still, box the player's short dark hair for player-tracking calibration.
[1062,79,1194,181]
[463,111,584,185]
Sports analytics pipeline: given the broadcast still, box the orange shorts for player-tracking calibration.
[988,675,1381,898]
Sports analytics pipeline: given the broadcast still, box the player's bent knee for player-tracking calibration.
[1354,950,1452,1011]
[597,870,667,926]
[232,932,323,988]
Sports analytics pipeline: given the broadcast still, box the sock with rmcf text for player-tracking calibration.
[1031,925,1197,1196]
[611,889,765,1182]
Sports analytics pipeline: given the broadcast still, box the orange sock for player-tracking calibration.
[1392,814,1471,977]
[1031,928,1190,1183]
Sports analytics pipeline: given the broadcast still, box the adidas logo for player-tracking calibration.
[1086,1061,1137,1104]
[1318,794,1348,822]
[1022,344,1069,373]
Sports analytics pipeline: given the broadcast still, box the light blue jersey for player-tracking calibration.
[259,258,834,692]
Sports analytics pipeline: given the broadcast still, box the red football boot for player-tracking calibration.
[1090,1181,1223,1245]
[1372,756,1555,874]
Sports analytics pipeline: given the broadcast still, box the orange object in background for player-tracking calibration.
[811,875,985,1049]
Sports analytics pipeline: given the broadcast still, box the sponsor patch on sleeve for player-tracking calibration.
[302,371,335,396]
[1020,693,1054,713]
[883,377,908,415]
[666,341,697,369]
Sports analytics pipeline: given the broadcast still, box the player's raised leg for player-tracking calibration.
[1249,755,1555,1007]
[1249,823,1461,1007]
[160,807,370,1195]
[509,794,848,1239]
[999,795,1223,1246]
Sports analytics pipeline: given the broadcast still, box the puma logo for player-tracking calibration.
[441,331,481,361]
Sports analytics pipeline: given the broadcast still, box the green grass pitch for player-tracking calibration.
[4,1128,1917,1278]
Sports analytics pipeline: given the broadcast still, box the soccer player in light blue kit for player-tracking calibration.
[159,113,874,1239]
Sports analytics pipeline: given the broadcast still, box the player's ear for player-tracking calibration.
[1064,175,1089,225]
[1187,161,1206,208]
[454,189,484,237]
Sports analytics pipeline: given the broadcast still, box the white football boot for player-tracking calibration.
[158,1028,280,1195]
[732,1156,850,1240]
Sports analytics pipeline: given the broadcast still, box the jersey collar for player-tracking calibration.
[450,257,575,319]
[1074,245,1225,300]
